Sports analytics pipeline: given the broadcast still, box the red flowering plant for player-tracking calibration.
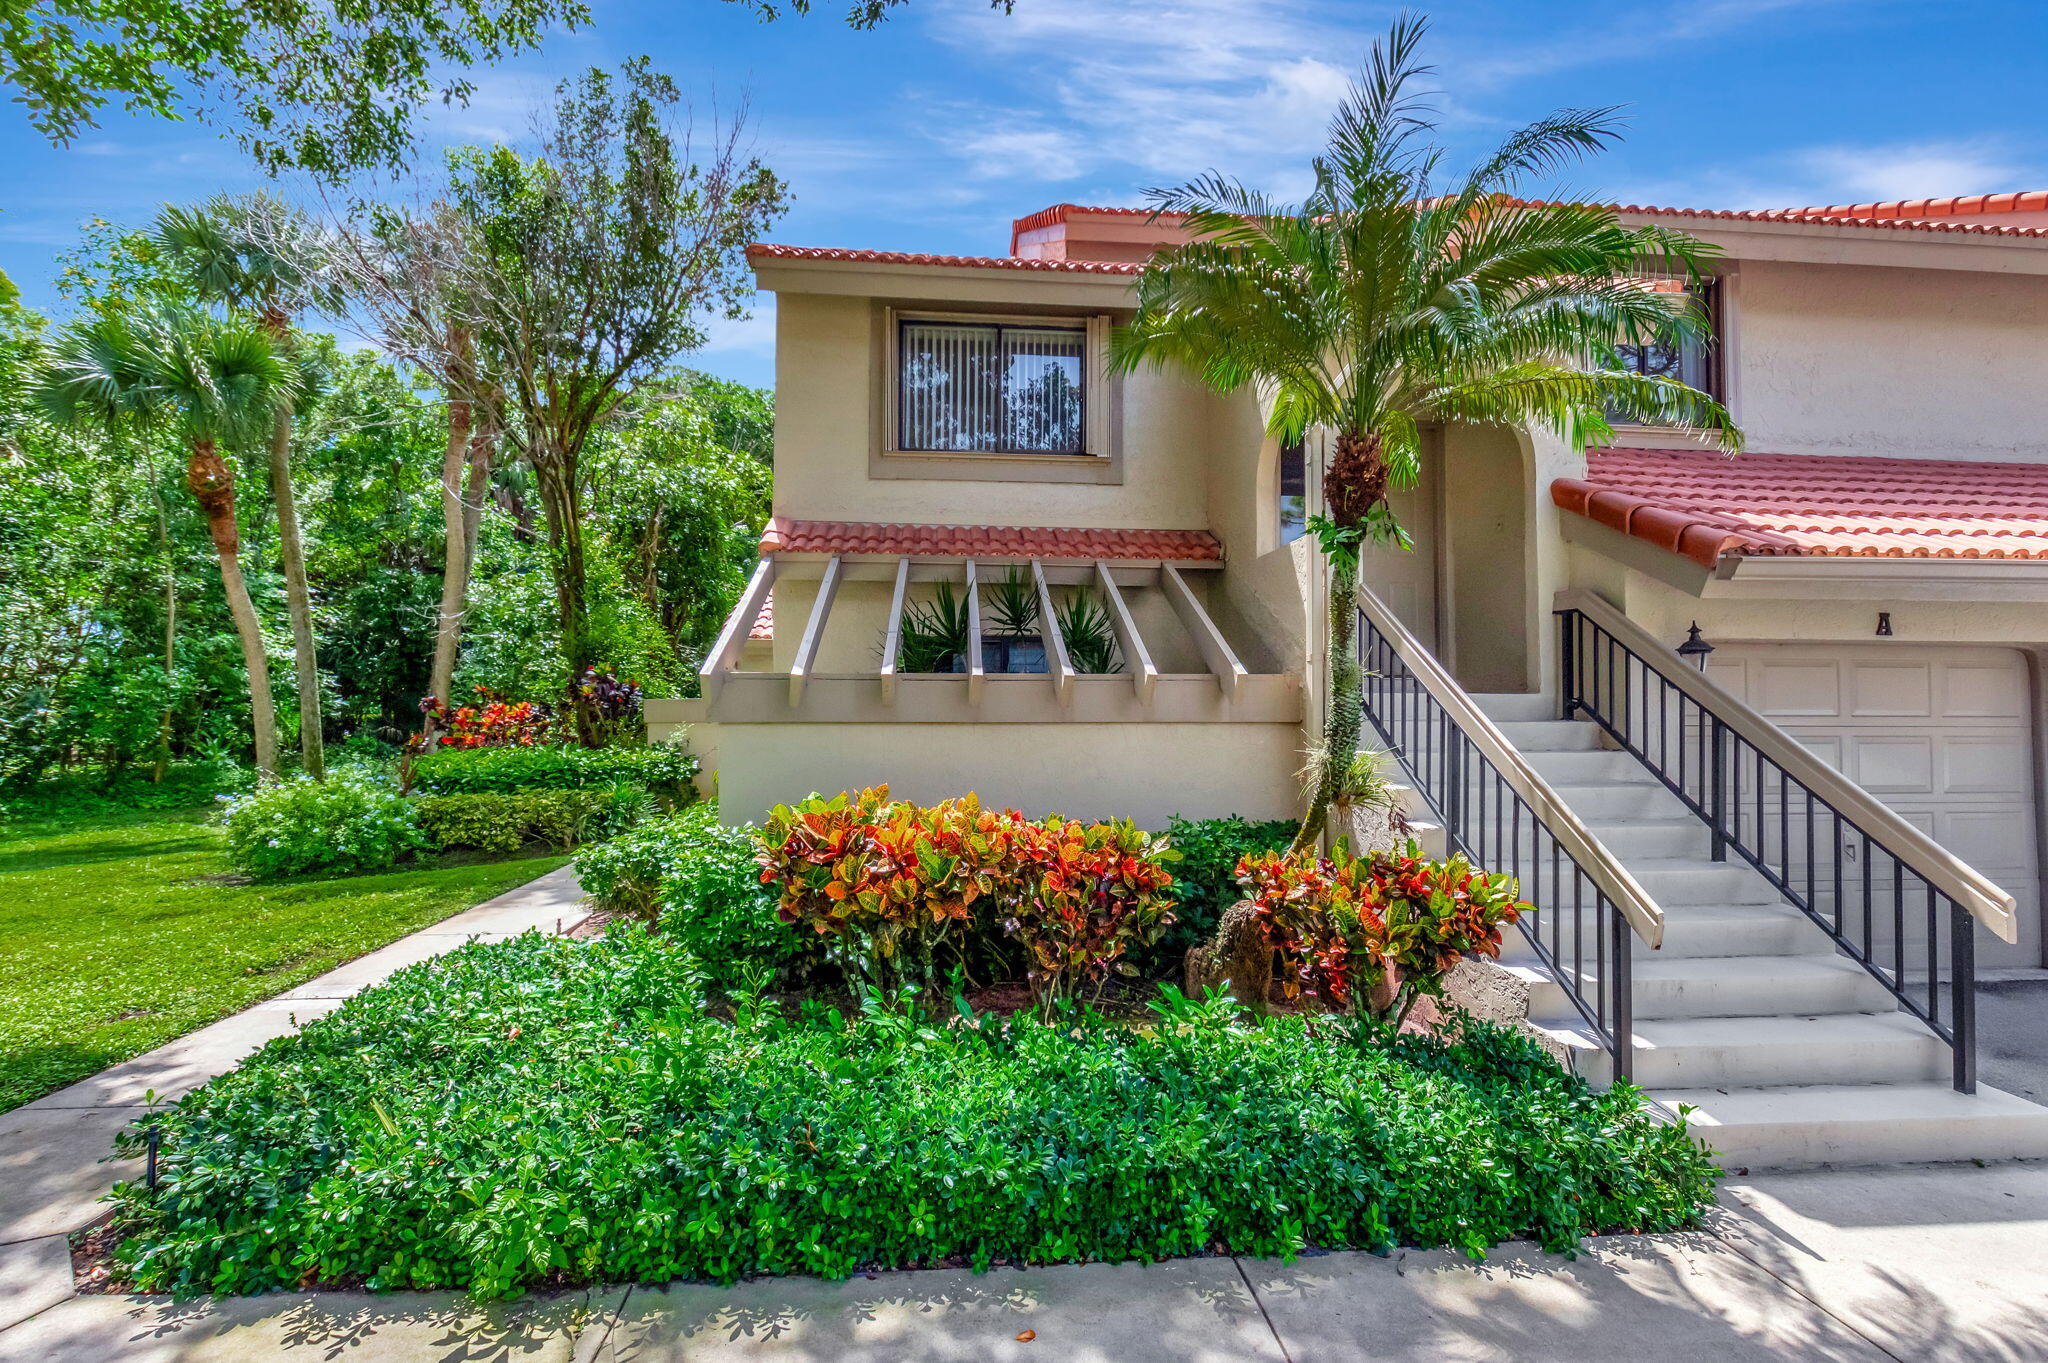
[1004,817,1178,1016]
[410,687,562,752]
[758,787,1034,992]
[1236,843,1529,1026]
[757,787,1178,1012]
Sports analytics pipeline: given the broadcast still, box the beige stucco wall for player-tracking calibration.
[697,720,1300,828]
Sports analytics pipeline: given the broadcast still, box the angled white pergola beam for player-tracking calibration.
[878,556,910,704]
[701,557,777,701]
[1162,563,1247,701]
[1031,558,1076,705]
[1093,560,1158,704]
[964,560,985,704]
[788,554,843,706]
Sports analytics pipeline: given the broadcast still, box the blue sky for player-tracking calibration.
[3,0,2045,387]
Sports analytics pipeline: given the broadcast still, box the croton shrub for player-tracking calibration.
[1236,844,1528,1023]
[758,786,1177,1012]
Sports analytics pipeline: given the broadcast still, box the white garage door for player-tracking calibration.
[1706,644,2040,970]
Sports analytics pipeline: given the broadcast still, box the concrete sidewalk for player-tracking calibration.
[0,864,590,1340]
[3,1161,2043,1361]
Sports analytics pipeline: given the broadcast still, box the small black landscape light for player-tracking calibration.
[1676,621,1715,672]
[1876,612,1893,637]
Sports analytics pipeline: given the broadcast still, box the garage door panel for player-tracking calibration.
[1755,661,1841,717]
[1847,735,1936,794]
[1942,664,2027,719]
[1940,737,2030,797]
[1851,662,1932,717]
[1937,809,2033,871]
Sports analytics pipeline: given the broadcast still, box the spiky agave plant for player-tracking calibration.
[1110,14,1740,850]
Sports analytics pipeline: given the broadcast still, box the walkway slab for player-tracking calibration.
[17,997,345,1113]
[1241,1234,1886,1362]
[1,1285,622,1362]
[275,929,529,1000]
[417,863,589,936]
[1720,1162,2048,1362]
[578,1259,1285,1363]
[0,1105,143,1245]
[0,1234,74,1332]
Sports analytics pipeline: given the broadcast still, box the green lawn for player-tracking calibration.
[0,803,567,1111]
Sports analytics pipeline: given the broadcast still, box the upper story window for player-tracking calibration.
[898,318,1086,455]
[1604,278,1721,405]
[1278,439,1307,543]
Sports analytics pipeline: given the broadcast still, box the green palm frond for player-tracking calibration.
[1111,13,1742,496]
[35,304,295,448]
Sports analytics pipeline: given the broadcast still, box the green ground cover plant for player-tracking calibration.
[406,744,697,801]
[110,928,1718,1299]
[0,804,567,1110]
[1146,814,1296,973]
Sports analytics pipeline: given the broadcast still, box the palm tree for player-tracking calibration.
[155,194,336,777]
[38,306,297,779]
[1110,16,1741,852]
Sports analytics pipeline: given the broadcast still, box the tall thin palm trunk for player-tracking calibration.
[427,386,474,711]
[151,475,177,784]
[262,309,322,778]
[1293,551,1362,853]
[188,439,278,779]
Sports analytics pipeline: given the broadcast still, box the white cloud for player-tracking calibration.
[1616,139,2035,212]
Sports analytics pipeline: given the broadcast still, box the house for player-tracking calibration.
[649,192,2048,1169]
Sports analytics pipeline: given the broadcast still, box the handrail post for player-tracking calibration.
[1952,903,1977,1093]
[1610,904,1632,1083]
[1559,610,1578,719]
[1708,717,1728,862]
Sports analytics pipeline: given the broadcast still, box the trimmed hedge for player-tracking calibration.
[111,930,1718,1299]
[407,744,697,800]
[414,786,653,853]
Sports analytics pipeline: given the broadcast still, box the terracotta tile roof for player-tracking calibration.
[759,517,1223,562]
[746,243,1143,275]
[1545,200,2048,240]
[1789,191,2048,221]
[1553,447,2048,568]
[1009,202,1184,252]
[748,594,773,640]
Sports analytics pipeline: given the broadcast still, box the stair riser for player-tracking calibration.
[1679,1114,2048,1172]
[1527,970,1895,1021]
[1546,785,1692,821]
[1569,1036,1949,1089]
[1585,825,1710,859]
[1489,721,1603,752]
[1501,914,1813,961]
[1524,751,1659,784]
[1627,868,1784,907]
[1471,694,1557,723]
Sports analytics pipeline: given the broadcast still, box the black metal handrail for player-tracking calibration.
[1357,605,1637,1082]
[1557,605,1979,1093]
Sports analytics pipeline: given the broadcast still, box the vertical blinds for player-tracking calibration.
[899,321,1086,453]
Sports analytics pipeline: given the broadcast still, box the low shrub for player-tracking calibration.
[576,806,818,983]
[220,774,428,880]
[415,688,563,749]
[413,785,652,853]
[406,743,697,801]
[1147,814,1296,974]
[109,931,1719,1299]
[759,787,1177,1008]
[1237,844,1528,1021]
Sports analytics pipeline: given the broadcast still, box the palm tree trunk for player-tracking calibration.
[269,399,323,778]
[188,439,278,780]
[1293,551,1361,853]
[150,474,177,784]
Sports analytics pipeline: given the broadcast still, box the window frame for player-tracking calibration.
[1603,275,1728,434]
[876,307,1120,484]
[895,316,1089,456]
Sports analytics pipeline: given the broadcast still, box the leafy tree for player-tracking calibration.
[155,194,339,776]
[1,0,590,176]
[1110,17,1740,850]
[37,306,297,777]
[446,58,786,739]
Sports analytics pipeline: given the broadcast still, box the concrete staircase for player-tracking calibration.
[1458,691,2048,1171]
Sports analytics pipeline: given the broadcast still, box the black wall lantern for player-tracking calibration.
[1676,621,1715,672]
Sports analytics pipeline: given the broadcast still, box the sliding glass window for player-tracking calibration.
[899,320,1087,454]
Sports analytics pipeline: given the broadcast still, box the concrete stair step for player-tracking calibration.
[1492,855,1782,909]
[1502,901,1814,961]
[1543,782,1692,821]
[1532,1011,1950,1089]
[1488,719,1603,752]
[1470,692,1557,723]
[1650,1081,2048,1171]
[1582,818,1710,859]
[1524,749,1663,785]
[1510,952,1898,1021]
